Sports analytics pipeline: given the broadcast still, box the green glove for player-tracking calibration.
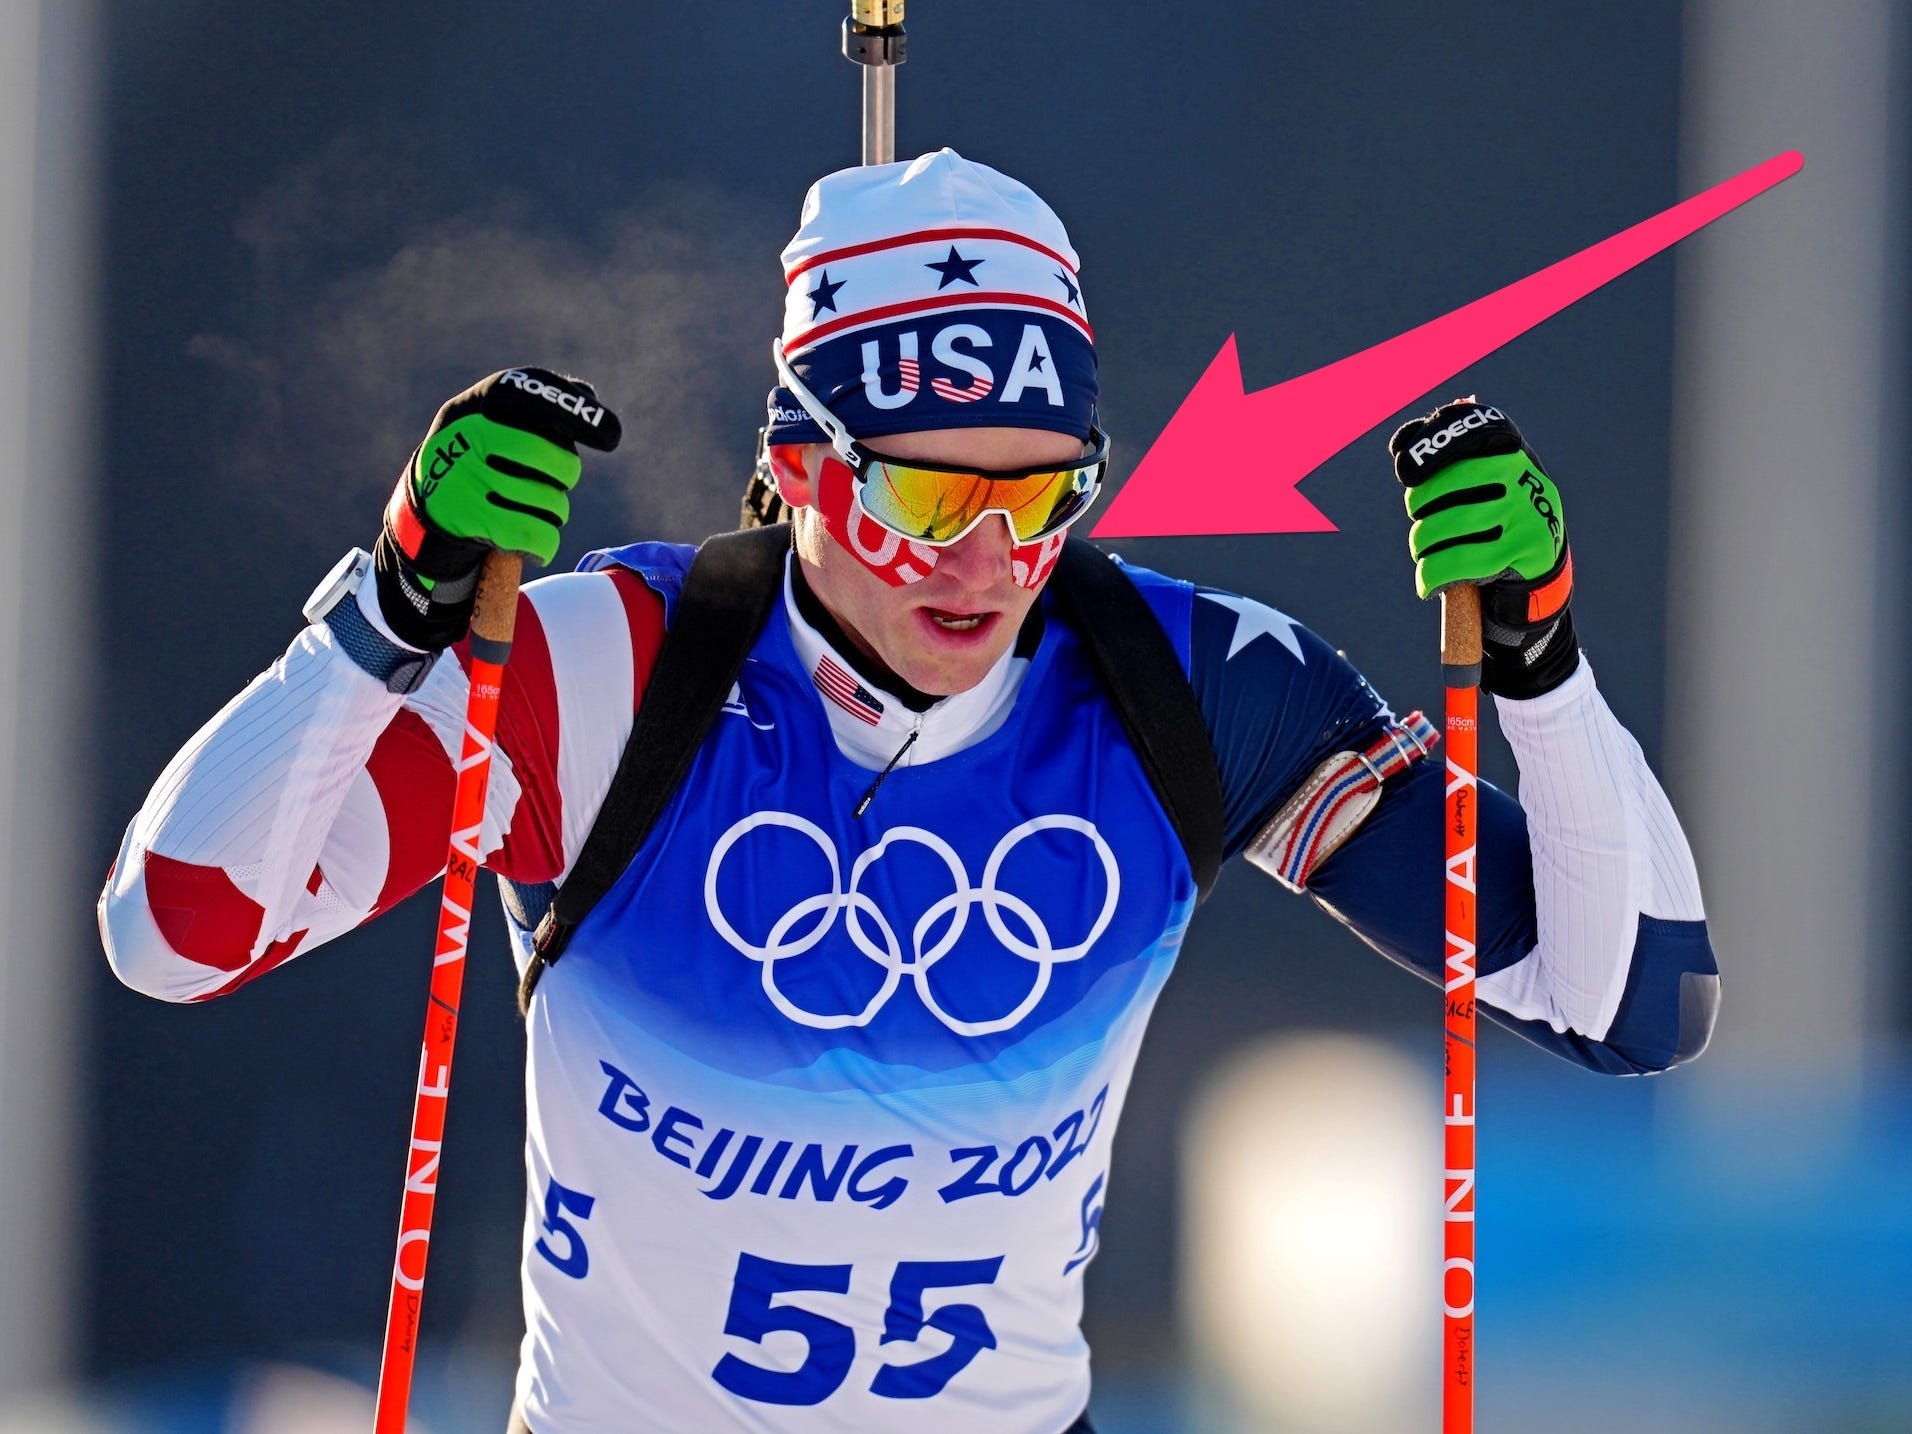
[1387,398,1578,698]
[375,368,622,650]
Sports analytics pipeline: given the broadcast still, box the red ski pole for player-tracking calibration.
[1440,584,1481,1432]
[372,550,523,1433]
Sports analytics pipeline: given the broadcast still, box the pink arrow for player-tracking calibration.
[1092,149,1803,538]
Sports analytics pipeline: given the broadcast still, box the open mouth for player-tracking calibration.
[922,607,996,635]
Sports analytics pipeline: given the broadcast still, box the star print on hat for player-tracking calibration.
[766,148,1097,447]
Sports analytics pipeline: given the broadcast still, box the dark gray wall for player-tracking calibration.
[91,0,1689,1378]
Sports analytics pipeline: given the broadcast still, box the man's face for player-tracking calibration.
[783,426,1087,697]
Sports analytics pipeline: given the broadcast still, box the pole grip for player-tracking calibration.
[471,550,523,650]
[1440,583,1483,683]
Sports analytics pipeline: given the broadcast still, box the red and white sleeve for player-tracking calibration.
[98,564,663,1003]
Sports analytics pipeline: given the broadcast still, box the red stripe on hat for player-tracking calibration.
[787,291,1093,355]
[786,227,1077,281]
[366,706,458,913]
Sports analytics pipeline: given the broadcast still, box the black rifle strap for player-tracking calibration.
[519,524,791,1013]
[518,533,1226,1014]
[1050,542,1225,902]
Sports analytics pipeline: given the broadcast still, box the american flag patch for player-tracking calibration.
[813,653,886,726]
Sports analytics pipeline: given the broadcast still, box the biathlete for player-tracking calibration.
[101,149,1718,1433]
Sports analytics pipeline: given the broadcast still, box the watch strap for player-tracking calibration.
[305,550,438,695]
[325,591,438,694]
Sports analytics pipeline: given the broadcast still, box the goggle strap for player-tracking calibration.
[772,339,859,466]
[774,336,1106,546]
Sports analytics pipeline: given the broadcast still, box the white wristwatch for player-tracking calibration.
[302,548,375,625]
[303,548,437,694]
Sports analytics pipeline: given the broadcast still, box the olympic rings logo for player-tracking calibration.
[703,811,1121,1037]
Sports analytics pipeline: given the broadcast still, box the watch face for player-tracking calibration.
[303,548,372,625]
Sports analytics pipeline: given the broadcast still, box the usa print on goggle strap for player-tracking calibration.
[703,811,1121,1037]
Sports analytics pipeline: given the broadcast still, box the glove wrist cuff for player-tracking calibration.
[373,528,479,652]
[384,470,491,582]
[1482,546,1571,632]
[373,466,494,652]
[1480,546,1578,699]
[1481,605,1579,699]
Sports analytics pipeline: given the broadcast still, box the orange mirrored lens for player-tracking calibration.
[861,463,1096,542]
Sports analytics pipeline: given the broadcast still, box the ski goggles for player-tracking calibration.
[773,340,1108,545]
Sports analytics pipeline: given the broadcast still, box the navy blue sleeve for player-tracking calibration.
[1305,767,1717,1074]
[1179,586,1395,858]
[1178,579,1717,1076]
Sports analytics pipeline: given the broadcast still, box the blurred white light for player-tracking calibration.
[0,1391,113,1434]
[0,0,100,1403]
[1181,1034,1438,1433]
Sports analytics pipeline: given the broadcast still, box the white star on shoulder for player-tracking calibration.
[1199,590,1306,663]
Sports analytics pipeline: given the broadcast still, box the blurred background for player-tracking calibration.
[2,1,1907,1430]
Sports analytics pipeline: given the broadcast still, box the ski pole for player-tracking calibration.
[1440,583,1481,1432]
[842,0,906,166]
[372,549,523,1433]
